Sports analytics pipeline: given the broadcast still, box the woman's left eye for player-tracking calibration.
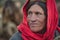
[35,12,42,15]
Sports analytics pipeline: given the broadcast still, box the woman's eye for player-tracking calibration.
[28,11,32,15]
[35,12,42,15]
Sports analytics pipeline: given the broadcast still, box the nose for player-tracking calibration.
[30,14,37,22]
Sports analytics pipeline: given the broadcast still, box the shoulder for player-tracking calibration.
[9,31,22,40]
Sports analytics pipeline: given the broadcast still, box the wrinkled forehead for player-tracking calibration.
[26,1,47,15]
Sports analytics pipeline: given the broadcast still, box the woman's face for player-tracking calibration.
[27,4,46,32]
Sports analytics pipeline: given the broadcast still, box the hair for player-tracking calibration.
[26,1,47,16]
[54,36,60,40]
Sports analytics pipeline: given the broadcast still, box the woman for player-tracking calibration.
[10,0,60,40]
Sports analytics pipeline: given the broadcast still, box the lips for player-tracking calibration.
[29,23,39,26]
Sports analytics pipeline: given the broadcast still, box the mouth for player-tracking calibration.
[29,23,39,27]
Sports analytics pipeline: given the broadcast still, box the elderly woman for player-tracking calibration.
[10,0,60,40]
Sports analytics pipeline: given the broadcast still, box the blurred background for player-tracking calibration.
[0,0,60,40]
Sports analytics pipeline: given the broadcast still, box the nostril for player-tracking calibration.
[31,19,36,22]
[31,17,37,22]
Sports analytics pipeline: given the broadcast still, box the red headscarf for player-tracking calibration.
[18,0,60,40]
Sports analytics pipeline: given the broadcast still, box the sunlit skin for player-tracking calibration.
[27,4,46,32]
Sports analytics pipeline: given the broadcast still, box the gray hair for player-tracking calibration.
[54,35,60,40]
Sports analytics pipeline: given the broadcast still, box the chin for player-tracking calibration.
[30,27,43,33]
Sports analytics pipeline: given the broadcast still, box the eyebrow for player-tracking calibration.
[28,10,41,13]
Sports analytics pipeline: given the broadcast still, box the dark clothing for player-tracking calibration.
[9,31,22,40]
[9,30,60,40]
[58,19,60,27]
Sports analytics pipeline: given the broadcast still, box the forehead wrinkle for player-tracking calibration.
[28,4,44,14]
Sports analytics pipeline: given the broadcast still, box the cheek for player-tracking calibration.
[37,16,46,27]
[27,16,30,22]
[38,16,46,22]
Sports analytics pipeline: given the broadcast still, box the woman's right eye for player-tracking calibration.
[28,11,32,15]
